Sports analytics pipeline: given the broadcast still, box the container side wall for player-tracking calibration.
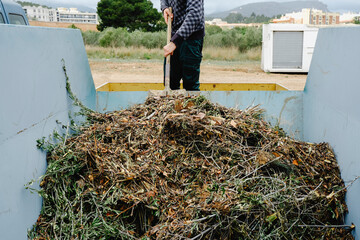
[304,26,360,239]
[0,25,96,240]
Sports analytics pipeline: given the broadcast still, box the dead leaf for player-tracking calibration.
[209,116,225,125]
[256,151,271,165]
[185,101,195,109]
[88,175,94,181]
[272,152,281,158]
[230,120,237,128]
[194,112,206,120]
[146,191,156,198]
[174,99,183,112]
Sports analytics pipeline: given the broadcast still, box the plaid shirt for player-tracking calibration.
[161,0,205,45]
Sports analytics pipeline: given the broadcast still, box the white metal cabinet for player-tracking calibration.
[262,24,319,73]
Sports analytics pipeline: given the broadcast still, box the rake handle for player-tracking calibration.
[164,7,172,91]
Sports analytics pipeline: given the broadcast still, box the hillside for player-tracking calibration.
[16,1,51,9]
[207,0,328,19]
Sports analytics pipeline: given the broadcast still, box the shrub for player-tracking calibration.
[232,26,247,35]
[239,27,262,52]
[204,27,262,50]
[205,25,222,35]
[68,24,79,29]
[98,27,131,48]
[138,31,166,49]
[82,31,101,46]
[94,28,167,49]
[355,17,360,24]
[82,26,263,53]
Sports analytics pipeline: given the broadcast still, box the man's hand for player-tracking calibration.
[163,8,173,24]
[163,42,176,57]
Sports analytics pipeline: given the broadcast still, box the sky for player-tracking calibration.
[32,0,360,14]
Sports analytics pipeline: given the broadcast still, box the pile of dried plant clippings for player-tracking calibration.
[29,95,355,239]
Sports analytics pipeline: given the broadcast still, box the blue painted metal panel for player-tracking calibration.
[96,91,303,140]
[96,91,149,112]
[0,25,95,240]
[304,26,360,239]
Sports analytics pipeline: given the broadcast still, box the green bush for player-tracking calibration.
[138,31,167,49]
[92,28,166,49]
[81,26,262,51]
[203,26,262,50]
[68,24,79,29]
[239,27,263,52]
[355,17,360,24]
[232,26,247,35]
[98,27,131,47]
[205,25,223,35]
[82,31,101,46]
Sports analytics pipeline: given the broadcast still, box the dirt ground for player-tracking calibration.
[89,59,307,91]
[29,21,98,32]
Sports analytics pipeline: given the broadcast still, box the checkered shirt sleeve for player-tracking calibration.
[161,0,205,40]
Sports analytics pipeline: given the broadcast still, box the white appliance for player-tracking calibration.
[261,24,319,73]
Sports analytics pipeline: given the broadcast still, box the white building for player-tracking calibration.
[273,9,340,25]
[23,6,57,22]
[205,18,228,25]
[23,6,98,24]
[58,7,98,24]
[340,12,360,24]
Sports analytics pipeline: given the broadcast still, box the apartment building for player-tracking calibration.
[304,9,339,25]
[273,9,340,25]
[23,6,57,22]
[57,7,98,24]
[22,5,98,24]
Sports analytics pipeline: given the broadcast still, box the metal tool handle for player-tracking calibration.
[164,7,172,92]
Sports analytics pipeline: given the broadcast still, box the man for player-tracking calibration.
[161,0,205,91]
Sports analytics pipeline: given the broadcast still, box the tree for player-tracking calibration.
[224,12,271,24]
[355,17,360,24]
[224,13,244,23]
[16,1,51,9]
[97,0,165,32]
[205,25,223,35]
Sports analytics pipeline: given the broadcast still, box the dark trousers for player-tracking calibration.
[165,39,203,91]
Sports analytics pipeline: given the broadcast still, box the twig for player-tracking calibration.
[190,223,220,240]
[326,176,360,199]
[195,144,220,169]
[187,214,216,223]
[62,123,70,149]
[61,58,94,115]
[234,157,281,180]
[298,224,355,229]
